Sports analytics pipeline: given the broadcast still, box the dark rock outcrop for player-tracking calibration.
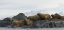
[12,13,27,20]
[0,18,12,27]
[3,17,11,22]
[0,20,11,27]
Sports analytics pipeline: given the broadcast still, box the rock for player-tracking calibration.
[22,19,64,28]
[7,24,15,28]
[24,20,47,28]
[3,17,11,22]
[0,20,11,27]
[12,13,27,20]
[1,18,64,28]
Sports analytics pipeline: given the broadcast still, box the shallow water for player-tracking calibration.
[0,27,64,30]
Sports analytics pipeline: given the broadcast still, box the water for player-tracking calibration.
[0,27,64,30]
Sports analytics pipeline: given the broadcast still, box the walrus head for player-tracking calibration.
[37,13,42,16]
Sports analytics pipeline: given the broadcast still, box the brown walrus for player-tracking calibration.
[37,13,51,20]
[27,15,40,21]
[51,13,62,19]
[24,19,33,25]
[12,19,25,27]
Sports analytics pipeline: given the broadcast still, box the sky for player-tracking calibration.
[0,0,64,19]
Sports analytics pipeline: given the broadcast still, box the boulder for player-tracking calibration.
[0,20,11,27]
[12,13,27,20]
[3,17,11,22]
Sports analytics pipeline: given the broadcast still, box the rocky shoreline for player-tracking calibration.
[0,13,64,28]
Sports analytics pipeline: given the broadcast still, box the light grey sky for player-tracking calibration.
[0,0,64,19]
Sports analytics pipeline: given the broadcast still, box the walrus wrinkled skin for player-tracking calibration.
[27,15,40,21]
[12,19,25,27]
[37,13,51,20]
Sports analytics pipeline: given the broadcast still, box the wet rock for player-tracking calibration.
[4,19,64,28]
[24,20,49,28]
[7,24,15,28]
[0,20,11,27]
[21,19,64,28]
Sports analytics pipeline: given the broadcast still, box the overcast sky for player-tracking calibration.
[0,0,64,19]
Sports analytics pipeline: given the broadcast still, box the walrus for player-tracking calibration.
[27,15,40,21]
[24,19,33,25]
[12,19,25,27]
[51,13,62,19]
[37,13,51,20]
[61,16,64,19]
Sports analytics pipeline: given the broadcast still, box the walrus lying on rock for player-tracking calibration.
[27,15,40,21]
[61,16,64,20]
[37,13,51,20]
[12,19,25,27]
[51,13,62,19]
[24,19,33,25]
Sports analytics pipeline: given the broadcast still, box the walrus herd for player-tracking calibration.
[12,13,64,27]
